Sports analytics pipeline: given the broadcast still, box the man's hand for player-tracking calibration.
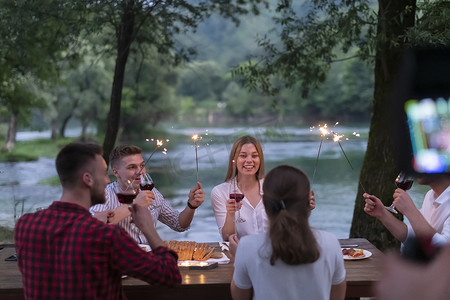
[134,190,155,208]
[129,203,154,229]
[363,193,386,218]
[129,203,162,249]
[392,188,415,215]
[188,182,205,208]
[93,210,115,224]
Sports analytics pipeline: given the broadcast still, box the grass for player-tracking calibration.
[0,137,95,162]
[0,226,14,244]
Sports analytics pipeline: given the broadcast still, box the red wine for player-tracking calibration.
[396,180,413,190]
[117,193,137,204]
[140,183,154,191]
[230,193,244,202]
[395,172,414,191]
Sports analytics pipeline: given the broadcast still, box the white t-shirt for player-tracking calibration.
[90,181,187,244]
[406,185,450,246]
[233,230,346,300]
[211,179,268,239]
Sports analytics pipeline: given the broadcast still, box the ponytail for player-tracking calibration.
[263,165,320,265]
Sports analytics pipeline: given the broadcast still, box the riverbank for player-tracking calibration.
[0,137,80,162]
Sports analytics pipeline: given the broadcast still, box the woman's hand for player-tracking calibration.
[229,233,240,257]
[226,199,242,214]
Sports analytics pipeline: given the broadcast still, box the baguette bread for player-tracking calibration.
[163,240,218,261]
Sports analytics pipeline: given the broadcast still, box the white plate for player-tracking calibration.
[342,249,372,260]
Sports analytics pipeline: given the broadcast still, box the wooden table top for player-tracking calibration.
[0,238,383,299]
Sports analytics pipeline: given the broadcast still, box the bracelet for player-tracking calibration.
[187,200,199,209]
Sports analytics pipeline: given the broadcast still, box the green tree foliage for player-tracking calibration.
[120,53,178,139]
[83,0,270,163]
[306,60,374,121]
[0,0,87,150]
[232,0,450,250]
[178,61,227,103]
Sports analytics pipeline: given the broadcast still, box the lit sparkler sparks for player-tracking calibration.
[311,123,366,193]
[192,134,202,182]
[127,138,168,190]
[143,139,165,170]
[311,124,332,185]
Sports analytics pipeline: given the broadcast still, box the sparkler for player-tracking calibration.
[192,134,202,182]
[127,138,168,190]
[311,124,329,185]
[332,132,367,194]
[311,123,367,193]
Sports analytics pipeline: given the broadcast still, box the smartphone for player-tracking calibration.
[405,97,450,173]
[394,47,450,175]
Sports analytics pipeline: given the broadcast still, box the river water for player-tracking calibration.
[0,124,426,242]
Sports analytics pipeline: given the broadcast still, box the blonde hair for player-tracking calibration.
[224,136,264,182]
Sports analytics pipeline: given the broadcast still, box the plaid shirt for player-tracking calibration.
[15,201,181,300]
[91,182,188,244]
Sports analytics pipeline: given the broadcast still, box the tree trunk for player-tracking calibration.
[59,113,73,138]
[51,118,58,140]
[102,2,136,165]
[350,0,416,251]
[3,111,19,151]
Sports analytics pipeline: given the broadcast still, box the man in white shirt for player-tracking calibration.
[91,144,205,244]
[363,174,450,247]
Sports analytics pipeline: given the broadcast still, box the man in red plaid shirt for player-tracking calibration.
[15,143,181,300]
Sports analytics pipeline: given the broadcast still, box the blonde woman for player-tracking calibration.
[211,136,267,241]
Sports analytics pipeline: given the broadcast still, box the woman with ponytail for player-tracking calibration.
[230,165,346,300]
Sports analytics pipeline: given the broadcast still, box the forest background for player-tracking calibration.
[0,0,373,150]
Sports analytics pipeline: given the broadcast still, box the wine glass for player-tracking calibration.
[229,178,245,223]
[114,181,140,231]
[385,172,414,214]
[140,173,159,210]
[114,180,137,205]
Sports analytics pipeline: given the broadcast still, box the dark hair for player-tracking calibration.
[263,165,320,265]
[109,144,142,169]
[56,143,102,187]
[224,136,264,182]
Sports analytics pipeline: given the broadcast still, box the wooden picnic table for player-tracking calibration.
[0,238,383,300]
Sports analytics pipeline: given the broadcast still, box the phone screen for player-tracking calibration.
[405,97,450,173]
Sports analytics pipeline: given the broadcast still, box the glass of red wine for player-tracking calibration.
[140,173,159,210]
[115,180,137,205]
[230,179,246,223]
[386,172,414,214]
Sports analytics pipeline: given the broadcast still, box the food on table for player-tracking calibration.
[163,241,217,261]
[193,243,215,261]
[342,248,365,258]
[210,250,223,259]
